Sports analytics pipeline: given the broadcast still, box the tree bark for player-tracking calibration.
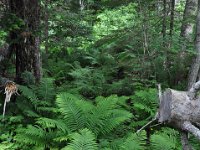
[44,0,49,55]
[188,0,200,90]
[169,0,175,37]
[181,132,193,150]
[180,0,197,42]
[157,79,200,150]
[162,0,167,46]
[158,83,200,141]
[9,0,41,83]
[179,1,198,149]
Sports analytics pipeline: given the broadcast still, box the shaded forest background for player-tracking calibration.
[0,0,200,149]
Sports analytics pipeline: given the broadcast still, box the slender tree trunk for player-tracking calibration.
[9,0,41,83]
[162,0,167,46]
[169,0,175,37]
[44,0,49,55]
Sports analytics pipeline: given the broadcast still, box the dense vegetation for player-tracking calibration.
[0,0,199,149]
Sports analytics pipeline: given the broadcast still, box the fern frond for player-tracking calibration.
[19,85,38,101]
[88,95,132,135]
[31,78,55,101]
[150,128,180,150]
[15,125,47,147]
[36,117,69,132]
[62,128,98,150]
[15,125,57,149]
[56,93,86,131]
[120,133,146,150]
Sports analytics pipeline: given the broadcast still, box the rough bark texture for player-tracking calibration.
[188,0,200,89]
[170,0,175,37]
[158,81,200,143]
[180,0,197,41]
[176,0,197,87]
[9,0,41,83]
[44,0,49,55]
[162,0,167,45]
[181,132,193,150]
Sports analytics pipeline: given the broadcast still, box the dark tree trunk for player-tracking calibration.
[162,0,167,45]
[9,0,41,83]
[44,0,49,55]
[169,0,175,37]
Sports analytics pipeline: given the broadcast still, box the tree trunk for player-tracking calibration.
[180,0,197,42]
[188,0,200,90]
[169,0,175,37]
[179,1,198,149]
[9,0,41,83]
[162,0,167,46]
[44,0,49,55]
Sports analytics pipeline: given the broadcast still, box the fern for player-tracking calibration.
[56,93,132,135]
[15,125,47,147]
[88,95,132,135]
[120,133,146,150]
[62,128,98,150]
[31,78,55,101]
[19,85,38,101]
[56,93,86,131]
[36,117,69,132]
[15,125,57,149]
[150,128,180,150]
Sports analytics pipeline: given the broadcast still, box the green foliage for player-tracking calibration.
[0,0,198,149]
[93,3,137,40]
[131,88,158,128]
[56,93,133,135]
[120,133,146,150]
[150,128,181,150]
[62,128,98,150]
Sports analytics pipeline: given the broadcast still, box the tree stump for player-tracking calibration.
[158,81,200,140]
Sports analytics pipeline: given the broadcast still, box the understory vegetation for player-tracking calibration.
[0,0,199,149]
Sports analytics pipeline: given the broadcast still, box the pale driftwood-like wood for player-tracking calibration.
[158,81,200,141]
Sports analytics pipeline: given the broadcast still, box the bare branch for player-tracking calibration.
[182,121,200,140]
[158,84,162,103]
[136,113,158,134]
[188,80,200,99]
[181,131,193,150]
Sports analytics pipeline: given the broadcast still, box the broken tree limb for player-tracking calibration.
[136,113,158,134]
[182,121,200,140]
[188,80,200,99]
[0,77,18,117]
[181,132,193,150]
[157,81,200,142]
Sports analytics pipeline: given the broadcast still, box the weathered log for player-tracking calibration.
[158,82,200,140]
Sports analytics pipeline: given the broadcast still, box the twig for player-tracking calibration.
[150,122,162,128]
[3,98,7,118]
[158,83,162,103]
[136,113,158,134]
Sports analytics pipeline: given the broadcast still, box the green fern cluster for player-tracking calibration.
[5,92,134,149]
[0,79,186,150]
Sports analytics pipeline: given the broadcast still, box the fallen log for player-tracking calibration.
[158,81,200,140]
